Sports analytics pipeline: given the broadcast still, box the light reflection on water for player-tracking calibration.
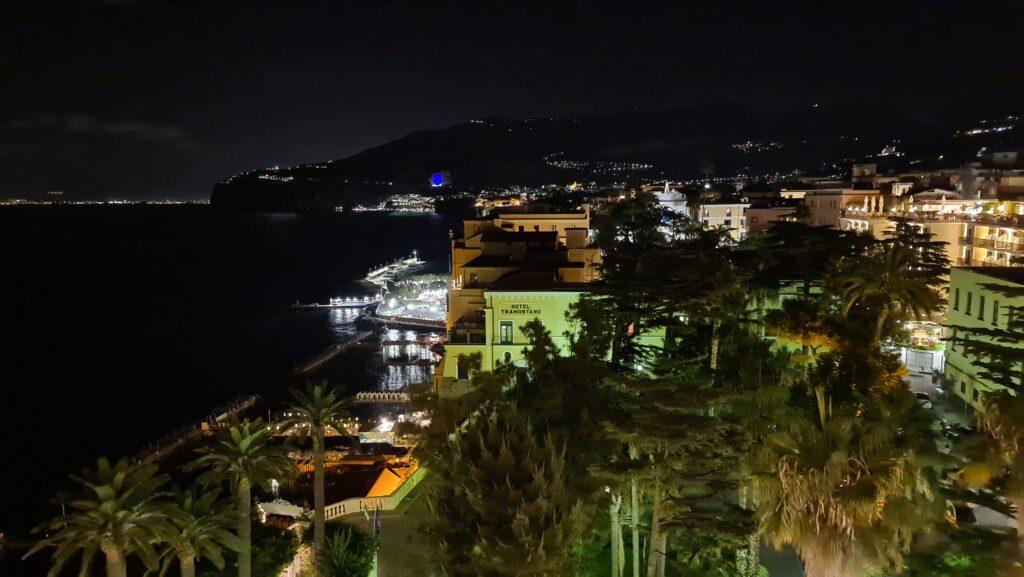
[327,307,362,339]
[375,329,438,392]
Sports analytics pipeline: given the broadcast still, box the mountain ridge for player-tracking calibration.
[210,101,1022,211]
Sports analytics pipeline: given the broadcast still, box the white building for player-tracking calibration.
[700,202,749,241]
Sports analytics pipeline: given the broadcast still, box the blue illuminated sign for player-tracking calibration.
[430,171,450,187]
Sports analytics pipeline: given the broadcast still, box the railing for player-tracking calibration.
[841,209,1024,228]
[960,236,1024,253]
[324,465,427,520]
[447,331,486,344]
[956,258,1011,267]
[453,320,484,329]
[354,392,410,403]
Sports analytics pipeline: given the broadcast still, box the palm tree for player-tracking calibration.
[191,419,296,577]
[159,487,240,577]
[25,457,172,577]
[279,382,351,575]
[837,245,942,341]
[752,393,945,577]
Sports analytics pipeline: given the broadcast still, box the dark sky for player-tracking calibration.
[1,0,1021,200]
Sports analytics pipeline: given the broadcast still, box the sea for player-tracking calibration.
[0,205,460,544]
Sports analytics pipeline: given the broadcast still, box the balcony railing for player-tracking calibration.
[841,209,1024,228]
[960,236,1024,253]
[956,258,1017,267]
[447,329,486,344]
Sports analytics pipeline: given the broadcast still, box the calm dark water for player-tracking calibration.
[0,206,455,538]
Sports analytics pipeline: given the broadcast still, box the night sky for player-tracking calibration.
[1,1,1021,200]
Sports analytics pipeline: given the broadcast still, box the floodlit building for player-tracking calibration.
[645,182,689,216]
[804,189,881,228]
[437,206,603,394]
[699,201,749,241]
[944,267,1024,411]
[840,197,1024,268]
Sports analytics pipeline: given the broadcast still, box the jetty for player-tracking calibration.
[290,295,381,310]
[288,331,374,376]
[365,252,425,288]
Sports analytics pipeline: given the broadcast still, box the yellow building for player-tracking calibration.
[438,206,603,393]
[699,202,749,241]
[804,189,881,228]
[839,198,1024,268]
[945,267,1024,411]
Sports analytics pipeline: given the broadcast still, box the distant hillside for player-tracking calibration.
[210,102,1022,211]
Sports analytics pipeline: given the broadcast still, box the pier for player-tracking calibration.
[288,331,374,376]
[290,295,381,310]
[365,252,424,288]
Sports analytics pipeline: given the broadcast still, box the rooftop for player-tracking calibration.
[487,270,589,291]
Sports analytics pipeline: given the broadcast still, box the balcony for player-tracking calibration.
[841,209,1024,229]
[962,236,1024,253]
[447,330,485,344]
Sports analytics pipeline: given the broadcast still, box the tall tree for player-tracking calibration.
[26,458,173,577]
[883,216,950,287]
[602,369,754,577]
[280,382,351,575]
[160,488,239,577]
[751,383,946,577]
[426,403,584,577]
[191,420,297,577]
[733,221,869,298]
[836,245,943,341]
[588,191,736,368]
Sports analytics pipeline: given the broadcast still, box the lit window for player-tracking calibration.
[499,321,513,344]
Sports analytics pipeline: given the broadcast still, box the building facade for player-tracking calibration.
[438,206,603,393]
[840,198,1024,268]
[944,267,1024,410]
[804,189,881,228]
[699,202,749,241]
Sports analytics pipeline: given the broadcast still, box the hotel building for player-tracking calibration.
[840,196,1024,268]
[436,206,603,394]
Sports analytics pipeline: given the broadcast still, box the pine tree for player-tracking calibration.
[601,368,754,577]
[426,404,584,577]
[883,217,951,288]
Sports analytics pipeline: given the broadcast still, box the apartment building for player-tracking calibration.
[944,267,1024,411]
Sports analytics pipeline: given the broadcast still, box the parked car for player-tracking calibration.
[915,392,933,409]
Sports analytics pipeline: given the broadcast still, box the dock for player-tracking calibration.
[365,252,425,288]
[288,331,374,376]
[290,295,381,310]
